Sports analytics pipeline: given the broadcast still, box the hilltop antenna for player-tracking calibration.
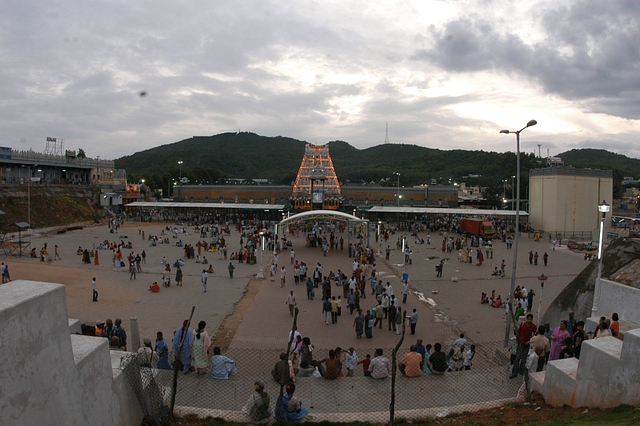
[385,122,390,144]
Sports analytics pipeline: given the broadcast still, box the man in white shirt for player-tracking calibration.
[401,282,409,303]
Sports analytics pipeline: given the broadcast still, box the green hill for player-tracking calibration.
[118,133,640,202]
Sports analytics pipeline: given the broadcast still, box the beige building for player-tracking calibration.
[529,167,613,238]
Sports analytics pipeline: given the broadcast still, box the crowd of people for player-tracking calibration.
[509,310,622,379]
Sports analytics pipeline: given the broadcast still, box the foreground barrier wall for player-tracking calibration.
[0,281,143,426]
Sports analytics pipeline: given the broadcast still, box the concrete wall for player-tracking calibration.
[0,281,143,426]
[594,279,640,325]
[529,168,612,236]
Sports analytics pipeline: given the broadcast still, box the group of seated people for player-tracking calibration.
[481,291,503,308]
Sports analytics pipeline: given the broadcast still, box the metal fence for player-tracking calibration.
[121,337,523,424]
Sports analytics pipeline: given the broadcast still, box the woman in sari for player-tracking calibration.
[243,381,271,422]
[353,309,365,339]
[549,320,571,360]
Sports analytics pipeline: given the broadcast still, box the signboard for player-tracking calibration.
[312,192,323,203]
[0,147,11,160]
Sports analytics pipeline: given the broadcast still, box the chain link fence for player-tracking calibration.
[123,337,523,423]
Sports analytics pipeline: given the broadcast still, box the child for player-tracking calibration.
[463,344,476,370]
[559,337,574,359]
[573,321,588,359]
[358,354,371,376]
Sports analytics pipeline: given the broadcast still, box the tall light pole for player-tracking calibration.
[178,160,183,202]
[500,119,537,346]
[394,172,400,207]
[537,273,547,323]
[591,200,610,317]
[511,175,515,210]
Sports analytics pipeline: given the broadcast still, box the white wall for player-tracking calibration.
[0,281,142,426]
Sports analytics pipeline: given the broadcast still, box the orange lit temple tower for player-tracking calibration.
[291,144,342,210]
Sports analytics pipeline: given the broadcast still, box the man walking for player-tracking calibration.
[280,266,287,288]
[408,308,418,335]
[201,269,208,293]
[92,277,98,302]
[286,291,297,317]
[401,281,409,303]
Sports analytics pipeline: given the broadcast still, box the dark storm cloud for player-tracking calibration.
[413,1,640,119]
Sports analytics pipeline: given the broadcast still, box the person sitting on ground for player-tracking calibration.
[398,345,423,377]
[427,343,448,375]
[274,383,308,422]
[318,349,341,379]
[149,282,160,293]
[492,295,502,308]
[242,381,271,422]
[491,267,500,276]
[367,348,390,379]
[210,346,237,379]
[272,352,296,384]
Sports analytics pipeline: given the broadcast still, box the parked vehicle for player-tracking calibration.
[461,218,496,239]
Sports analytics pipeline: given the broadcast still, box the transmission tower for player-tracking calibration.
[384,122,390,144]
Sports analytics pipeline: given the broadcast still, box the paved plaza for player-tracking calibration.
[7,220,588,349]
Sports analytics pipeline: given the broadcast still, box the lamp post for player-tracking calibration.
[537,273,547,323]
[500,119,537,346]
[511,176,515,210]
[591,200,610,317]
[178,161,183,202]
[394,172,401,207]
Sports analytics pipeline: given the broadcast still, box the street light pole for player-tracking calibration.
[500,119,537,346]
[178,161,183,202]
[591,200,610,317]
[537,273,547,323]
[395,172,400,207]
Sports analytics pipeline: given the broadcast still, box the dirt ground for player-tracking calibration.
[172,392,610,425]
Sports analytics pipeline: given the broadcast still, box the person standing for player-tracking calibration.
[388,303,397,332]
[175,265,183,286]
[353,309,365,338]
[534,252,539,266]
[290,248,295,264]
[408,308,418,335]
[54,245,61,260]
[401,281,409,304]
[322,298,332,325]
[385,245,391,260]
[112,318,127,351]
[129,263,137,280]
[92,277,98,302]
[395,307,403,335]
[192,321,211,375]
[510,313,537,378]
[330,296,339,323]
[228,262,235,278]
[173,320,195,374]
[155,332,171,370]
[543,252,548,266]
[286,291,297,317]
[201,270,208,293]
[280,266,287,288]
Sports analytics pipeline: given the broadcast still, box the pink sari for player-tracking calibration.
[549,326,570,360]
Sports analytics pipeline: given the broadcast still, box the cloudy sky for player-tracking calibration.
[2,0,640,160]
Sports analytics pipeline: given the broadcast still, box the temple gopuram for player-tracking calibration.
[291,144,343,210]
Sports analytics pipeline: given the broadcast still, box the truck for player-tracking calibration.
[461,218,496,239]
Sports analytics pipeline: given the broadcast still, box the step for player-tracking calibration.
[528,371,545,394]
[576,336,622,381]
[541,358,578,406]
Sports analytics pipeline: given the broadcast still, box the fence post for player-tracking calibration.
[389,314,406,425]
[170,306,195,418]
[276,307,299,422]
